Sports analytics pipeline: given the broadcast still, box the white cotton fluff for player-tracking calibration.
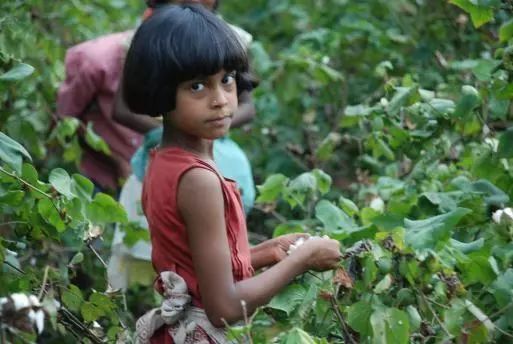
[34,310,45,334]
[370,197,385,213]
[11,293,30,311]
[492,207,513,224]
[29,295,41,307]
[287,235,330,255]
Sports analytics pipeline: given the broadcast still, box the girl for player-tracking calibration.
[122,4,341,343]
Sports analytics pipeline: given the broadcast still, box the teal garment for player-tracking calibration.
[131,127,255,214]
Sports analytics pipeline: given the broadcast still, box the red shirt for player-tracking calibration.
[57,31,142,190]
[142,147,254,342]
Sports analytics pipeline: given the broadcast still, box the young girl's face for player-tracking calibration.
[169,69,238,139]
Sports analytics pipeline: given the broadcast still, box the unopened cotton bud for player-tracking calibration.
[370,197,385,213]
[11,293,30,310]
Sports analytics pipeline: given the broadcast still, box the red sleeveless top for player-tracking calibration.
[142,147,254,306]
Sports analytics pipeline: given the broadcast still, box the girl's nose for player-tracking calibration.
[211,87,228,107]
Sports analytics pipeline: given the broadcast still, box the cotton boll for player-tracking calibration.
[492,209,503,224]
[502,208,513,222]
[11,293,30,311]
[34,310,45,334]
[370,197,385,213]
[29,295,41,307]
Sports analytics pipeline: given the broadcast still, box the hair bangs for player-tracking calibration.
[167,9,248,83]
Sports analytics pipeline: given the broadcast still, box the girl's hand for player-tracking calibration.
[270,233,310,263]
[291,238,341,272]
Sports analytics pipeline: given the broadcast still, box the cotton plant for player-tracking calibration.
[0,293,45,335]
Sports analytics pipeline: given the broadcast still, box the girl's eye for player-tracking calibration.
[190,82,205,92]
[222,73,236,85]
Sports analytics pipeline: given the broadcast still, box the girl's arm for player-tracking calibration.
[112,83,161,134]
[178,168,341,327]
[250,233,310,270]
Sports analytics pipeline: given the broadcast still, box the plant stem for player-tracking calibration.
[417,288,452,338]
[0,166,52,199]
[38,265,49,300]
[329,296,356,344]
[0,166,60,213]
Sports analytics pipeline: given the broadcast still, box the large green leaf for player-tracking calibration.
[497,127,513,159]
[49,168,74,199]
[267,283,306,316]
[0,131,32,174]
[0,63,35,81]
[404,208,471,251]
[347,300,373,336]
[256,174,288,203]
[86,193,127,224]
[315,200,357,234]
[449,0,494,28]
[280,328,316,344]
[370,307,410,344]
[499,19,513,42]
[491,269,513,305]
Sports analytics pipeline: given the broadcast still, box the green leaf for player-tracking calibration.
[312,169,332,194]
[0,190,24,206]
[472,59,501,81]
[373,274,393,294]
[315,132,342,161]
[273,222,305,237]
[450,238,484,254]
[62,284,84,312]
[347,300,373,336]
[85,123,111,155]
[71,174,94,201]
[281,328,316,344]
[69,252,84,266]
[449,0,494,28]
[387,86,419,115]
[499,19,513,42]
[315,200,357,234]
[491,269,513,305]
[452,85,481,119]
[38,198,66,232]
[0,63,35,81]
[86,193,127,224]
[406,306,421,331]
[256,174,288,203]
[339,196,359,217]
[370,307,409,344]
[267,283,306,315]
[49,168,74,199]
[444,299,466,335]
[497,127,513,158]
[404,208,471,251]
[53,118,80,143]
[0,131,32,174]
[21,163,38,185]
[81,302,105,322]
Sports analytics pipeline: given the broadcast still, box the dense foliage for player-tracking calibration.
[1,0,513,343]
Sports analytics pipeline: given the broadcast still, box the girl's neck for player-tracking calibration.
[160,126,214,160]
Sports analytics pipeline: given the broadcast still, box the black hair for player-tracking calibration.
[145,1,219,10]
[123,4,252,116]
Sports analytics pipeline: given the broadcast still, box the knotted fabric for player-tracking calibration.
[135,271,230,343]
